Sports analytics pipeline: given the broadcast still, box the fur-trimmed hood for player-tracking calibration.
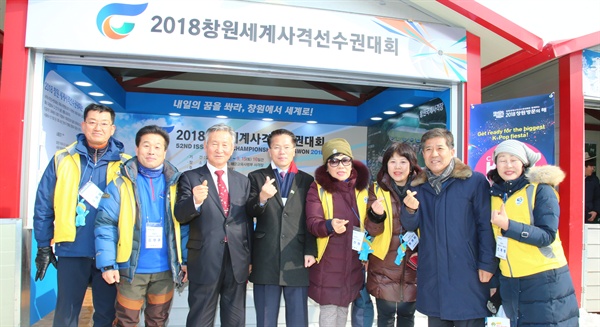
[525,165,565,187]
[314,160,370,193]
[411,157,472,186]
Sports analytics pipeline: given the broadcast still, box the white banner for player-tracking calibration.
[26,0,467,82]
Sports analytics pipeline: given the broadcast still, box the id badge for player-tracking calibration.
[79,181,103,209]
[146,223,163,249]
[495,236,508,259]
[352,226,363,251]
[402,231,419,250]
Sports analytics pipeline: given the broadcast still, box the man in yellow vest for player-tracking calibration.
[95,125,187,327]
[33,103,129,327]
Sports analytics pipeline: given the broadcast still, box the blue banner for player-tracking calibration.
[114,113,367,176]
[468,93,555,175]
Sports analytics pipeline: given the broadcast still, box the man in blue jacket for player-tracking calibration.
[401,128,497,327]
[95,125,188,326]
[33,103,129,327]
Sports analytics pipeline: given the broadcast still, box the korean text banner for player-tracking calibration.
[468,93,555,175]
[26,0,467,82]
[114,113,367,176]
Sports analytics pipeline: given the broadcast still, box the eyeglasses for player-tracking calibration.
[328,157,352,167]
[85,121,112,128]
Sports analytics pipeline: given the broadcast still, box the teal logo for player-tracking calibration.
[97,3,148,39]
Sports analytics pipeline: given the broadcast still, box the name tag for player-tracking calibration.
[352,226,363,251]
[79,181,103,209]
[146,223,163,249]
[402,231,419,250]
[495,236,508,259]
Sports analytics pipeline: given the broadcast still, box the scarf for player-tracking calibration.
[426,158,455,194]
[390,174,413,202]
[138,163,164,178]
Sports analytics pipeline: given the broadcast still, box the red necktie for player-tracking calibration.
[215,170,229,215]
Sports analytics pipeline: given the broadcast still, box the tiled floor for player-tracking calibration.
[32,288,93,327]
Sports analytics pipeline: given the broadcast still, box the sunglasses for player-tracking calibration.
[328,157,352,167]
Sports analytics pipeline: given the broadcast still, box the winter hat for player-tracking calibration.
[493,139,541,167]
[322,138,353,164]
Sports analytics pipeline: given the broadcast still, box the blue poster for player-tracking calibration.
[114,113,367,177]
[468,93,555,175]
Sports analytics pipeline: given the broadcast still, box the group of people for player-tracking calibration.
[33,103,579,327]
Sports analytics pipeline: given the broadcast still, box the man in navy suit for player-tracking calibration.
[174,123,251,327]
[246,129,317,326]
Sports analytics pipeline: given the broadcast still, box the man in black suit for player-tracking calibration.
[247,129,317,326]
[174,123,251,327]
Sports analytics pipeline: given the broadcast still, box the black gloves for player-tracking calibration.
[35,246,57,281]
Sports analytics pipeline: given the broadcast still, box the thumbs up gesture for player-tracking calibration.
[403,190,419,213]
[491,203,510,231]
[259,176,278,204]
[193,180,209,205]
[371,197,385,216]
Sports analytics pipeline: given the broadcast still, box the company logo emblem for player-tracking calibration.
[97,3,148,39]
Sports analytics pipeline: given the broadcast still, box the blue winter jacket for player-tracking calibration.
[33,134,127,257]
[401,158,497,321]
[94,158,188,284]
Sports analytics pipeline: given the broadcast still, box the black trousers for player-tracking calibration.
[186,244,246,327]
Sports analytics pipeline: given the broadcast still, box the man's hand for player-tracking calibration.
[193,180,209,205]
[491,204,510,231]
[181,265,188,283]
[371,197,385,216]
[102,269,120,284]
[304,255,316,268]
[259,176,277,204]
[479,269,493,283]
[331,218,349,234]
[35,246,58,281]
[588,211,598,222]
[403,190,419,213]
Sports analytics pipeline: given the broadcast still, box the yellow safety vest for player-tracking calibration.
[53,141,129,243]
[314,183,368,263]
[112,175,183,264]
[491,184,567,277]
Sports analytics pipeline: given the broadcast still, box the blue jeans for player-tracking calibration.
[351,281,374,327]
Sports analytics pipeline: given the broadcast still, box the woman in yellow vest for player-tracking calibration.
[488,139,578,326]
[305,138,370,327]
[366,142,421,327]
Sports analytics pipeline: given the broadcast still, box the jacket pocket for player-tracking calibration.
[186,239,203,249]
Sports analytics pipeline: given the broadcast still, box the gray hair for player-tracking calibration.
[207,123,236,144]
[420,128,454,150]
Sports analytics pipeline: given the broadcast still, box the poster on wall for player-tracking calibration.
[366,97,447,178]
[468,93,555,176]
[114,113,367,176]
[41,71,94,163]
[583,49,600,99]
